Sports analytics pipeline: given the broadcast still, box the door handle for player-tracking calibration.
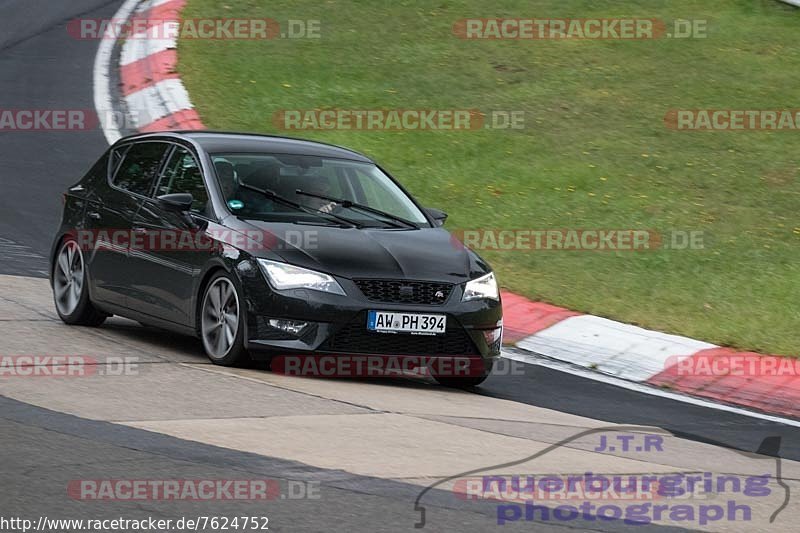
[87,211,101,220]
[132,227,148,234]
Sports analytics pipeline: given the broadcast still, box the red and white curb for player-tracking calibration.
[502,290,800,420]
[120,0,204,132]
[94,0,800,423]
[95,0,205,144]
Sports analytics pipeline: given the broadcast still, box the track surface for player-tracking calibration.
[0,0,116,276]
[0,2,798,531]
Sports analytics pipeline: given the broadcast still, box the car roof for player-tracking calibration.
[116,131,374,163]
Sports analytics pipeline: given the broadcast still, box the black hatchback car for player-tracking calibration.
[50,132,502,386]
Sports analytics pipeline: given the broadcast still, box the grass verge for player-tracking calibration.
[179,0,800,355]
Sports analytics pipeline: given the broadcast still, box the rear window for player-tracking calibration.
[112,142,169,196]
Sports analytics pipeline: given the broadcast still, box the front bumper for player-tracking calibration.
[237,263,503,361]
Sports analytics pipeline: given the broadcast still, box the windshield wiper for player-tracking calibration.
[294,190,419,229]
[238,183,361,228]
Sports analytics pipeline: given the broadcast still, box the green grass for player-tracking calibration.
[179,0,800,356]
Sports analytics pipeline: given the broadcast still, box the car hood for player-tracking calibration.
[240,221,489,282]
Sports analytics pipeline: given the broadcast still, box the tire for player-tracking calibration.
[52,239,107,327]
[199,271,249,366]
[433,358,494,388]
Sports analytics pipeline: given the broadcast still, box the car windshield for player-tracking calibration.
[211,153,429,227]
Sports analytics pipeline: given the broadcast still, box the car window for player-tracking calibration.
[112,142,169,197]
[209,153,428,226]
[109,144,129,178]
[157,146,209,214]
[349,166,424,222]
[304,164,345,197]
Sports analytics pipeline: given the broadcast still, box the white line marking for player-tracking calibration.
[93,0,142,145]
[145,0,176,9]
[502,349,800,428]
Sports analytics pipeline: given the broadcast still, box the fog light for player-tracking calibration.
[482,327,503,345]
[268,319,309,336]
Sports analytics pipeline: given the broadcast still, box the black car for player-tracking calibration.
[50,132,502,386]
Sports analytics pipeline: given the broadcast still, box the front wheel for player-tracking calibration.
[52,239,107,326]
[200,272,248,366]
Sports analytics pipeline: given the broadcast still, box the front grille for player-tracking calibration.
[353,279,453,305]
[322,312,479,355]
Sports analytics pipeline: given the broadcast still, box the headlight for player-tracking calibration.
[462,272,499,301]
[257,259,346,296]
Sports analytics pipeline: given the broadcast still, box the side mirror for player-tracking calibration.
[425,207,448,227]
[157,193,193,212]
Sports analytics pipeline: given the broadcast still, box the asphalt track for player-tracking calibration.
[0,2,798,531]
[0,0,118,276]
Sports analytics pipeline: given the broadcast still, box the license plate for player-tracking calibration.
[367,310,446,335]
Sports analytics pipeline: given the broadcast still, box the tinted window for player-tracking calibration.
[112,142,168,196]
[156,146,209,214]
[352,168,409,215]
[109,144,129,178]
[209,153,428,226]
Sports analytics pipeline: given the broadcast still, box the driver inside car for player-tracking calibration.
[298,176,339,214]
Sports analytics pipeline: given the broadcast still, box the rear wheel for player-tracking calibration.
[200,272,248,366]
[52,239,107,326]
[433,358,494,388]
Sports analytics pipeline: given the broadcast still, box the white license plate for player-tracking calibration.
[367,311,446,335]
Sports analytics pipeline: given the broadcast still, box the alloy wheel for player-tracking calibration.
[53,240,85,316]
[201,277,241,360]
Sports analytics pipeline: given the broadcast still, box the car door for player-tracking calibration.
[127,143,213,325]
[84,141,170,307]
